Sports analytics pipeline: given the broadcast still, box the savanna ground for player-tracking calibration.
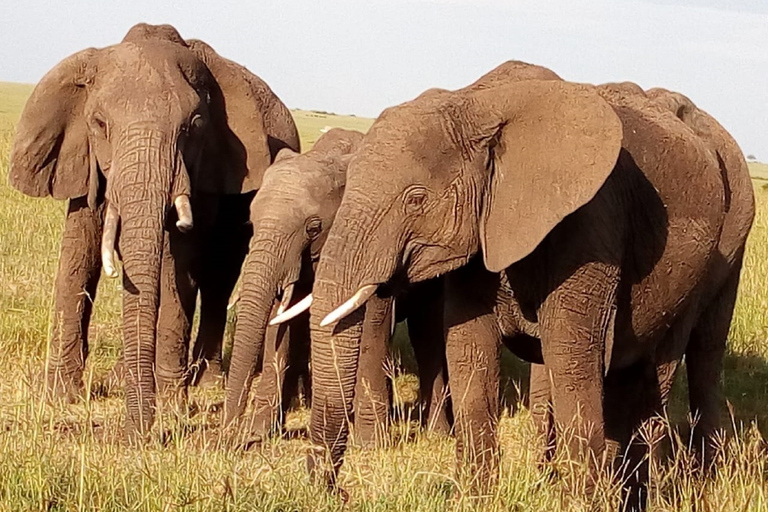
[0,81,767,511]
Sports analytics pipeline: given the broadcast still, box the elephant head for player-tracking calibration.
[8,23,298,437]
[286,61,623,474]
[224,128,363,427]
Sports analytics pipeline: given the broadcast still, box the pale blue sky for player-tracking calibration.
[1,0,766,157]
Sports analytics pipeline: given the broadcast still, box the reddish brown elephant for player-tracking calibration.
[224,128,451,446]
[8,23,299,439]
[275,61,752,492]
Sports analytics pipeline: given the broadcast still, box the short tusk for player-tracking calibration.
[227,291,240,311]
[174,194,194,233]
[270,293,312,326]
[277,283,295,316]
[390,298,397,337]
[101,203,120,278]
[320,284,378,328]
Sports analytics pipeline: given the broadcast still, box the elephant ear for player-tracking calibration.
[186,39,273,194]
[474,80,623,272]
[9,48,99,200]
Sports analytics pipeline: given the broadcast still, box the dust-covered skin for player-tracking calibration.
[8,23,299,440]
[303,60,753,495]
[224,129,451,447]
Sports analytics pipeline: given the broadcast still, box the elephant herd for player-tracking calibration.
[9,23,755,503]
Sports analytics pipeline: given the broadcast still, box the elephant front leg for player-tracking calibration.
[444,264,501,491]
[538,261,619,482]
[47,197,104,401]
[155,228,197,411]
[247,302,291,440]
[352,294,393,449]
[407,283,452,435]
[529,363,555,464]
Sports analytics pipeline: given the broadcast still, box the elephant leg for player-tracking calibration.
[248,301,290,439]
[154,228,197,408]
[47,197,104,401]
[191,230,250,386]
[686,263,741,467]
[538,261,619,478]
[406,281,452,435]
[603,359,662,511]
[444,264,501,490]
[529,363,555,463]
[352,294,392,449]
[283,312,311,414]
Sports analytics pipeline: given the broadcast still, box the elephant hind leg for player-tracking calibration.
[190,212,251,386]
[686,261,742,467]
[48,197,103,401]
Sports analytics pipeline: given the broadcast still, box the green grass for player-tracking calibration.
[1,81,767,510]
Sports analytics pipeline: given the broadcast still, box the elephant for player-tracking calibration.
[275,60,753,490]
[224,128,451,446]
[8,23,299,439]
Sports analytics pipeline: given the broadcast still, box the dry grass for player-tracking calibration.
[1,81,767,510]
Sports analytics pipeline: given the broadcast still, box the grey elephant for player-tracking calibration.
[8,23,299,439]
[224,128,451,445]
[276,61,753,491]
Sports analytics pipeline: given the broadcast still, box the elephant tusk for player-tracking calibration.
[269,293,312,326]
[277,283,295,316]
[390,298,396,337]
[101,203,120,278]
[174,194,194,233]
[320,284,378,328]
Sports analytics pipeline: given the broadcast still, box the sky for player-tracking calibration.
[1,0,766,158]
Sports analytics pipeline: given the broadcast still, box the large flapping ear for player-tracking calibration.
[472,80,623,272]
[9,49,99,200]
[186,39,275,194]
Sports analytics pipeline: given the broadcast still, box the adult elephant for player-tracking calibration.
[225,128,451,445]
[8,23,299,439]
[279,61,750,488]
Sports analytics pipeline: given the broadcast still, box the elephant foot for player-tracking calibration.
[424,411,452,436]
[189,358,224,388]
[350,421,388,450]
[45,369,83,404]
[306,445,348,501]
[90,361,125,399]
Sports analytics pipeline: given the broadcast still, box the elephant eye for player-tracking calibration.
[403,187,428,214]
[305,217,322,239]
[90,113,108,138]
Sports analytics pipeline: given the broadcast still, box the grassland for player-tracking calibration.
[0,80,767,510]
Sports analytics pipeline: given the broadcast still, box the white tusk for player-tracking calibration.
[269,293,312,326]
[227,291,240,311]
[390,298,397,337]
[276,283,295,316]
[174,194,194,233]
[320,284,378,328]
[101,203,120,278]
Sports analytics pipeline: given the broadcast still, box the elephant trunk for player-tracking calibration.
[110,127,175,439]
[308,190,394,478]
[224,222,287,427]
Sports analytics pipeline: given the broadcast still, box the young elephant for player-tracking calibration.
[278,61,752,490]
[225,128,451,445]
[8,23,299,438]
